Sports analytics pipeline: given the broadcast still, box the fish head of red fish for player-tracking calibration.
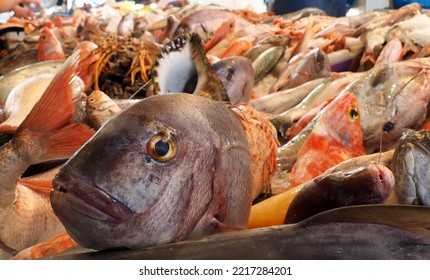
[321,91,366,156]
[51,93,253,250]
[37,27,65,62]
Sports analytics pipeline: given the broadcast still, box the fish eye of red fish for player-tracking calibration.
[147,131,177,162]
[347,106,359,121]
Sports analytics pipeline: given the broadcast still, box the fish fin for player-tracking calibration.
[16,50,95,162]
[18,179,52,195]
[12,232,77,260]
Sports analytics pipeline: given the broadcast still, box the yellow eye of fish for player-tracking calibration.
[347,106,359,121]
[148,132,176,162]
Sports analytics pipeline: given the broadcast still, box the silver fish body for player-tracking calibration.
[393,129,430,205]
[51,93,253,250]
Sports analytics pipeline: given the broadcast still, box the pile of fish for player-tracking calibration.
[2,1,430,259]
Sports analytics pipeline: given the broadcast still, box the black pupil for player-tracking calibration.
[349,108,358,119]
[154,140,170,157]
[383,121,395,132]
[226,68,234,81]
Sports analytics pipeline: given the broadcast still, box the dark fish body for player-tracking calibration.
[46,205,430,260]
[51,93,253,251]
[285,163,394,224]
[393,129,430,205]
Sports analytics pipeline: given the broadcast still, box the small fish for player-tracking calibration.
[0,50,95,258]
[37,27,66,62]
[0,73,53,133]
[117,13,135,38]
[204,18,235,52]
[220,39,253,59]
[392,129,430,205]
[269,48,331,93]
[249,78,324,115]
[288,92,366,187]
[173,9,252,39]
[252,46,285,83]
[51,93,253,251]
[212,56,254,106]
[86,90,122,130]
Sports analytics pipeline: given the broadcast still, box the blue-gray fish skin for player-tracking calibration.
[50,93,253,250]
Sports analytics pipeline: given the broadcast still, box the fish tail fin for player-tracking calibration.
[18,179,52,195]
[16,50,95,163]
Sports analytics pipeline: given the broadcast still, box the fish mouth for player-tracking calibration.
[51,171,133,224]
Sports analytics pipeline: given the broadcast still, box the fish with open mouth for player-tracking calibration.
[51,93,254,251]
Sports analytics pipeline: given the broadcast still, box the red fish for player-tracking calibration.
[220,39,253,59]
[37,27,66,62]
[204,18,236,53]
[288,92,366,187]
[0,50,95,259]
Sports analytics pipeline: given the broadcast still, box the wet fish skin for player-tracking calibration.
[393,129,430,205]
[46,205,430,260]
[173,9,252,39]
[212,56,254,106]
[348,58,430,153]
[250,78,324,115]
[117,13,135,38]
[269,48,331,93]
[285,163,394,224]
[0,51,95,257]
[86,90,122,130]
[252,46,285,83]
[51,93,253,251]
[270,72,362,136]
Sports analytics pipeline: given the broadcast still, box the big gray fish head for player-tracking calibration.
[393,129,430,206]
[213,56,255,106]
[51,93,253,250]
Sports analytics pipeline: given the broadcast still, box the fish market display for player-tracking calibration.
[3,0,430,260]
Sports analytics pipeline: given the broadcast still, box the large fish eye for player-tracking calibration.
[148,131,176,162]
[347,106,359,121]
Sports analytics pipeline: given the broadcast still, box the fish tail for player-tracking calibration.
[18,178,52,195]
[16,50,95,163]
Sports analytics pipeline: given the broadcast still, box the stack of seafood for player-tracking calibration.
[2,1,430,260]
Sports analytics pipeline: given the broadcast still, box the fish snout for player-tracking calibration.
[373,164,395,202]
[51,171,133,224]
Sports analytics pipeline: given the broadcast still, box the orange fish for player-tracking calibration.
[288,92,366,187]
[220,39,253,59]
[0,50,95,259]
[204,18,235,53]
[37,27,66,62]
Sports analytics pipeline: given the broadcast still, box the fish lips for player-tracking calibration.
[51,171,134,225]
